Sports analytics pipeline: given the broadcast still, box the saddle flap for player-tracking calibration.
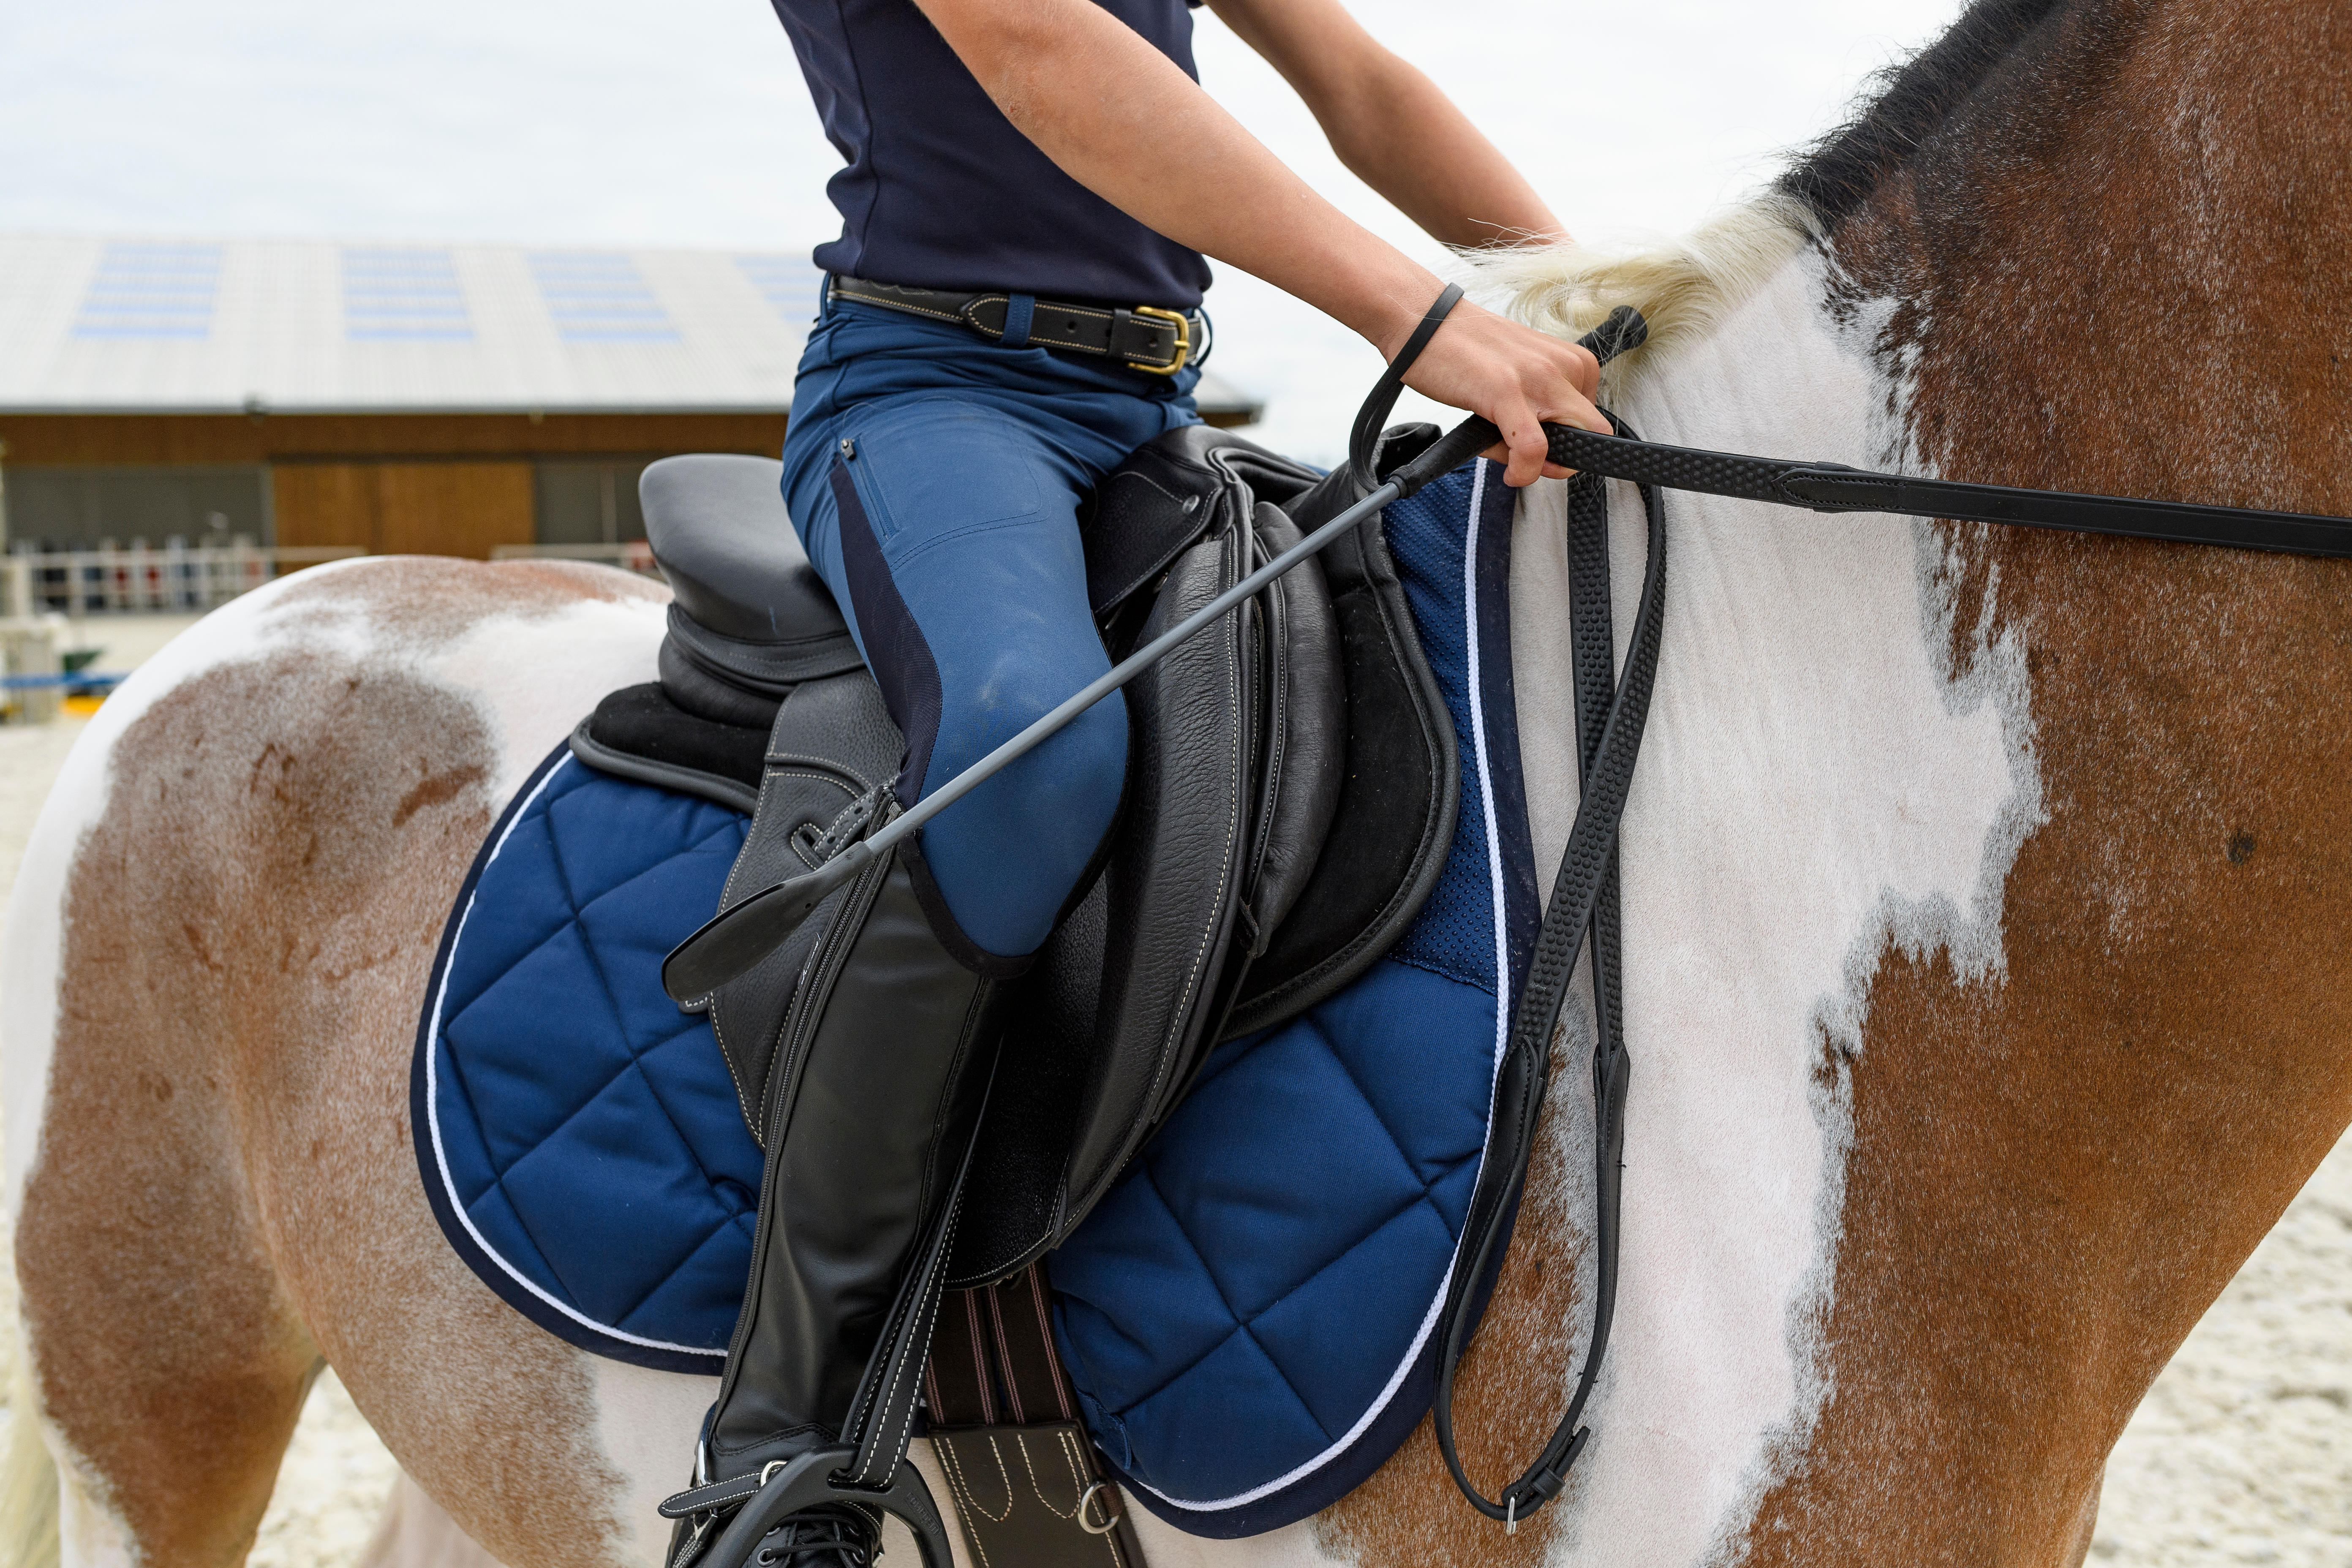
[951,520,1258,1284]
[1241,501,1343,945]
[1068,520,1258,1223]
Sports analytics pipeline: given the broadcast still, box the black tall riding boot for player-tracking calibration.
[664,843,1011,1568]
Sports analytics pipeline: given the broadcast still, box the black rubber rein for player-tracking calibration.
[1397,395,2352,558]
[1427,411,1664,1534]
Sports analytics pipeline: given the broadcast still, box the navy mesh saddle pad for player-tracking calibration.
[413,460,1539,1537]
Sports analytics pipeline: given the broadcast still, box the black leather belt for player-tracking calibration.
[828,275,1203,376]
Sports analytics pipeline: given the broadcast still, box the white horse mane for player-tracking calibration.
[1461,194,1817,392]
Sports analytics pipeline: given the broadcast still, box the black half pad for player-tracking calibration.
[576,684,768,812]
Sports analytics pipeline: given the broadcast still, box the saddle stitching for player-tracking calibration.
[853,1191,961,1486]
[1126,526,1248,1150]
[1060,1430,1125,1566]
[702,1003,763,1137]
[845,291,964,325]
[1013,1432,1080,1518]
[939,1435,1013,1536]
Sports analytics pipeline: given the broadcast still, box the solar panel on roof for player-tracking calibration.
[343,247,475,343]
[528,251,681,344]
[69,242,222,341]
[735,255,824,326]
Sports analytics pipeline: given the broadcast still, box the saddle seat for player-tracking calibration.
[572,427,1458,1285]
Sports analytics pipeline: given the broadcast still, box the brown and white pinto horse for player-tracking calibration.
[5,0,2349,1563]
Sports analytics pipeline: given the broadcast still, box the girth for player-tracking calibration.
[572,426,1458,1286]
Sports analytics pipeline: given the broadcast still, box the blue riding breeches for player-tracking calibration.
[780,294,1204,959]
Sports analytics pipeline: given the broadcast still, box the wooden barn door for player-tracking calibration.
[272,461,534,558]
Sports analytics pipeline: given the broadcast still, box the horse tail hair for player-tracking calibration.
[0,1321,60,1568]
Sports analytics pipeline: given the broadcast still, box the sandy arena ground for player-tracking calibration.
[0,614,2345,1566]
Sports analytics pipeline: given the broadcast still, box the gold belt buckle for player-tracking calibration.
[1130,305,1192,376]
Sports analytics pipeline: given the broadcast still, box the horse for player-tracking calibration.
[5,0,2349,1562]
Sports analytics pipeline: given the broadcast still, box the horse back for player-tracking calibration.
[0,557,690,1567]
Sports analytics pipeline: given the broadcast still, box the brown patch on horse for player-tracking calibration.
[1734,2,2352,1560]
[1316,1094,1588,1568]
[16,593,641,1560]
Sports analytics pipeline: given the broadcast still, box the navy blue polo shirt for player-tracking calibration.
[771,0,1214,308]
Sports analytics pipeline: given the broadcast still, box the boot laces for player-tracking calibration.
[752,1504,878,1568]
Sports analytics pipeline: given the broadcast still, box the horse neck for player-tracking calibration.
[1825,0,2352,511]
[1505,241,2058,1565]
[1494,10,2352,1554]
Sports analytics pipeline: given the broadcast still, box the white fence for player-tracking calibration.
[2,542,367,618]
[0,619,62,726]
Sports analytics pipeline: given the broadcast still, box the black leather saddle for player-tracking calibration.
[570,427,1457,1285]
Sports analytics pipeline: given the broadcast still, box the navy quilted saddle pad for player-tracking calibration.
[413,460,1538,1537]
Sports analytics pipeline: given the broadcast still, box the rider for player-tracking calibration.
[676,0,1608,1561]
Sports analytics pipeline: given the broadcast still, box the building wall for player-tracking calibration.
[3,463,270,550]
[0,400,1254,556]
[270,460,538,555]
[0,411,787,556]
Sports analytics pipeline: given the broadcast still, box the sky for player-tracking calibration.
[0,0,1964,458]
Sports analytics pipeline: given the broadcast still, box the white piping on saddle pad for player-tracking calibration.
[424,751,729,1362]
[1143,464,1511,1514]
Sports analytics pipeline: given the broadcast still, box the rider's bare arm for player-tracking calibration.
[1203,0,1566,251]
[912,0,1605,484]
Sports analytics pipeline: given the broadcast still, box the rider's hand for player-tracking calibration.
[1390,299,1607,487]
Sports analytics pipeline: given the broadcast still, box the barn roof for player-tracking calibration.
[0,233,1260,422]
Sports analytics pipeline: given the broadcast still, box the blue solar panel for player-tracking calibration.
[734,255,823,324]
[343,248,474,343]
[551,328,682,342]
[70,243,222,341]
[75,299,215,316]
[343,281,464,297]
[528,252,681,344]
[348,327,477,341]
[69,324,210,340]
